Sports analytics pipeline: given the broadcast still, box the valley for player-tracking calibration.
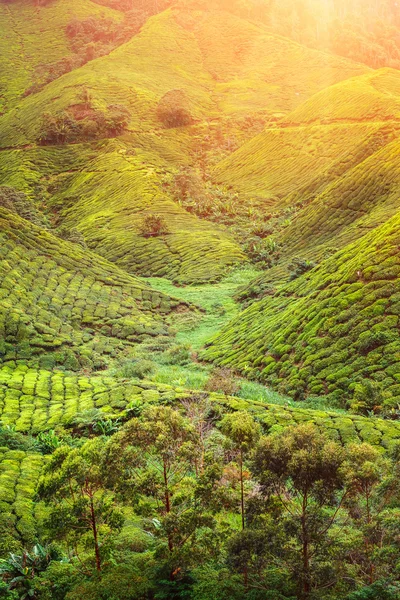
[2,1,400,598]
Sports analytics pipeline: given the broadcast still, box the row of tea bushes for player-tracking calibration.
[2,366,400,449]
[0,208,189,370]
[204,212,400,407]
[0,449,45,554]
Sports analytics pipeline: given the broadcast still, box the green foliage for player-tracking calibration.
[288,257,317,280]
[38,103,130,145]
[0,544,61,600]
[140,214,170,238]
[0,187,47,228]
[38,439,124,574]
[204,212,400,405]
[157,90,193,128]
[205,368,240,397]
[0,208,185,370]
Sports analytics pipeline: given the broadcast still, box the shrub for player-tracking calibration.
[38,103,130,145]
[288,257,317,279]
[56,226,87,248]
[140,214,169,238]
[35,430,62,455]
[161,344,191,365]
[348,379,389,416]
[358,331,393,355]
[157,89,193,128]
[0,425,33,451]
[118,359,155,379]
[0,187,47,227]
[205,368,240,396]
[235,281,275,308]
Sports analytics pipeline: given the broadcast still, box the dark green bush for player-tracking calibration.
[288,257,317,280]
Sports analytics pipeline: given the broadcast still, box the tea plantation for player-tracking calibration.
[204,212,400,406]
[0,449,45,553]
[0,208,192,370]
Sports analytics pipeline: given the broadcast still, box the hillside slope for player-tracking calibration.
[0,140,245,282]
[203,213,400,408]
[213,68,400,204]
[0,208,190,370]
[0,6,370,147]
[278,133,400,265]
[0,0,122,114]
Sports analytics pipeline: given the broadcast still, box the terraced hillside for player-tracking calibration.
[3,361,400,556]
[0,6,369,147]
[0,449,45,554]
[0,3,374,285]
[0,208,190,370]
[3,364,400,447]
[0,140,245,282]
[0,0,122,114]
[282,68,400,125]
[214,121,399,206]
[214,69,400,204]
[203,212,400,408]
[278,133,400,266]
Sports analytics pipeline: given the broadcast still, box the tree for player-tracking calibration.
[37,439,124,576]
[105,406,220,585]
[140,214,169,238]
[220,412,260,531]
[156,90,193,128]
[253,424,349,599]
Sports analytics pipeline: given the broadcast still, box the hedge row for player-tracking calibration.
[2,366,400,449]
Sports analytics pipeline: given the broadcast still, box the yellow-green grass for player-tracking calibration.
[0,5,369,147]
[2,365,400,450]
[203,212,400,406]
[0,0,122,113]
[282,68,400,125]
[213,121,400,202]
[0,141,245,282]
[0,208,191,370]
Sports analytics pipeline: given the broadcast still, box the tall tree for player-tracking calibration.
[253,424,349,599]
[37,439,123,576]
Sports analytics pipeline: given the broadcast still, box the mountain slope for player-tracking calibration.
[283,68,400,125]
[278,133,400,265]
[203,213,400,407]
[0,6,370,147]
[213,68,400,204]
[0,0,122,114]
[0,208,190,370]
[0,140,245,282]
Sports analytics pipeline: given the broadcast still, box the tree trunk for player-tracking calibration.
[301,494,310,599]
[240,448,245,531]
[89,494,102,574]
[163,460,173,553]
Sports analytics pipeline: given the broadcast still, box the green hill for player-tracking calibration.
[203,212,400,408]
[0,207,190,371]
[0,4,374,283]
[278,133,400,266]
[0,0,122,114]
[282,68,400,125]
[0,5,369,147]
[0,140,245,283]
[213,68,400,204]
